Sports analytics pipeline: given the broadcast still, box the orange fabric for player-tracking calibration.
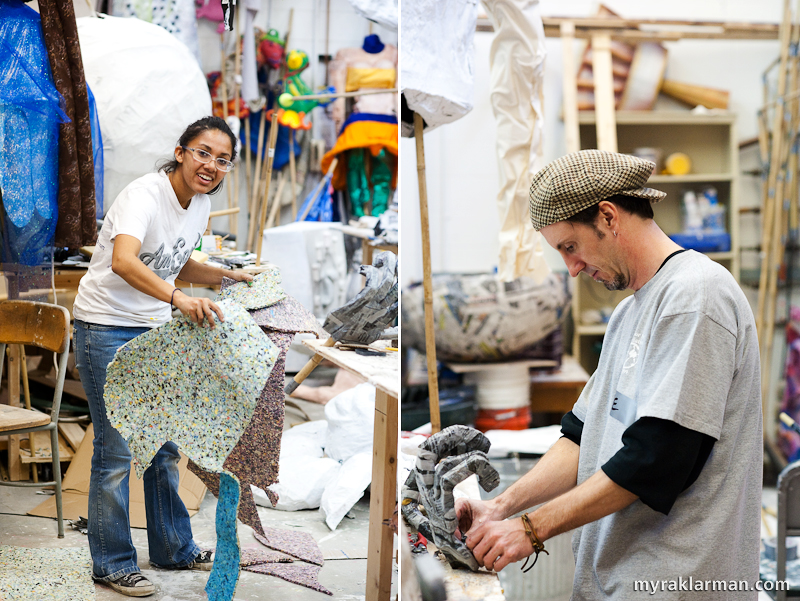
[321,120,398,190]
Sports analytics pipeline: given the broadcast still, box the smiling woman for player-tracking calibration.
[159,116,238,203]
[70,115,254,597]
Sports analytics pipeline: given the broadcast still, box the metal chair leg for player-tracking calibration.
[51,427,64,538]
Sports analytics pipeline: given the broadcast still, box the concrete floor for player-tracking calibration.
[0,389,397,600]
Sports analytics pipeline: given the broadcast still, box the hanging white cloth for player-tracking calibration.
[345,0,397,30]
[400,0,478,137]
[240,0,259,103]
[483,0,550,282]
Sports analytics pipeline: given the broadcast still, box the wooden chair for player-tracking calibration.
[0,300,70,538]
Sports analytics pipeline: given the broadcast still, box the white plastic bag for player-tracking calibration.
[400,0,479,136]
[319,451,373,530]
[260,457,342,511]
[324,383,376,462]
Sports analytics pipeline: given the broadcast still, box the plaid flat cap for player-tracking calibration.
[529,149,666,230]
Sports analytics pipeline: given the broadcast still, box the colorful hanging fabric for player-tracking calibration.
[345,148,392,218]
[320,113,398,193]
[37,0,97,249]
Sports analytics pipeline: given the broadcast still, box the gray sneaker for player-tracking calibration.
[102,572,155,597]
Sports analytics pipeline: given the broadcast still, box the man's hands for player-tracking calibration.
[455,498,498,538]
[464,516,534,572]
[455,498,533,572]
[172,291,224,328]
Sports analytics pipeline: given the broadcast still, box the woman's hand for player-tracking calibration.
[227,270,254,285]
[172,291,224,328]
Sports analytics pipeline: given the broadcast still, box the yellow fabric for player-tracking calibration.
[345,68,396,92]
[321,120,398,190]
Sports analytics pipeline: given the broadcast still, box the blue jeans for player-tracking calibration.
[73,320,201,581]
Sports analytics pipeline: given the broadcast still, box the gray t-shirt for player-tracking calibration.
[570,250,762,599]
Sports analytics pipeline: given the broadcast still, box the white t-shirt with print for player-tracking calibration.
[73,171,210,328]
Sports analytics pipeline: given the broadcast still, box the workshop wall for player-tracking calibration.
[67,0,396,241]
[400,0,782,286]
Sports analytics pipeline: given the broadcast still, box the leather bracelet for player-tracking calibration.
[520,513,548,573]
[170,288,179,310]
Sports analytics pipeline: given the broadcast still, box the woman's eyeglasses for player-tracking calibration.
[182,146,235,172]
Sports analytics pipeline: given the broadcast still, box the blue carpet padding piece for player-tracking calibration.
[206,473,242,601]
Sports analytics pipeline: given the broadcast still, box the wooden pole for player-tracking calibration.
[762,1,800,433]
[561,21,580,154]
[243,114,252,238]
[248,105,267,251]
[414,112,441,434]
[255,113,280,266]
[220,32,234,241]
[757,0,793,435]
[284,338,336,395]
[265,172,287,230]
[232,13,242,244]
[591,33,618,152]
[757,0,793,346]
[289,132,298,219]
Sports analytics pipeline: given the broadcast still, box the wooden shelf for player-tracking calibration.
[648,174,734,184]
[578,110,736,125]
[576,324,608,335]
[573,112,740,374]
[706,251,735,261]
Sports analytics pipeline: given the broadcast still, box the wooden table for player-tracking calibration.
[302,338,398,601]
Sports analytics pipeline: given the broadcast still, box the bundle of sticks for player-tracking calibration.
[756,0,800,456]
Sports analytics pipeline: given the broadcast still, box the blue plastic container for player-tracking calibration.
[669,231,731,253]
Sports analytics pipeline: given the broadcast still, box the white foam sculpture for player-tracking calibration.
[77,16,212,213]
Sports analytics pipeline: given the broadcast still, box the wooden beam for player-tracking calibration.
[364,389,397,601]
[591,34,618,152]
[561,21,580,154]
[477,17,781,39]
[414,113,441,434]
[255,113,280,266]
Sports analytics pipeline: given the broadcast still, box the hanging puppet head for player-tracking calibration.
[258,28,284,70]
[285,49,309,76]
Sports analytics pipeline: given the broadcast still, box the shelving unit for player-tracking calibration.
[573,111,740,373]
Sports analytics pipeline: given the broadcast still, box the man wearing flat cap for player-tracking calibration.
[457,150,762,598]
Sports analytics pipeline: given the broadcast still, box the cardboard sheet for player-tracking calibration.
[28,424,207,528]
